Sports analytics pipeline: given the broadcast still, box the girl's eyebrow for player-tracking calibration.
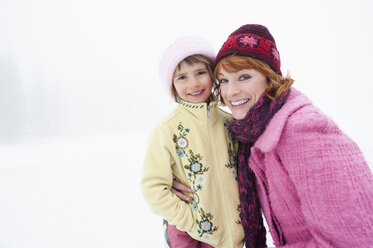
[194,67,207,72]
[173,72,187,78]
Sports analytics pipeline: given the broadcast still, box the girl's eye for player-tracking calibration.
[177,75,187,80]
[239,74,251,81]
[218,78,228,84]
[197,71,207,76]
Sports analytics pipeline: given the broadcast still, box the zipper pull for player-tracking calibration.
[207,105,211,118]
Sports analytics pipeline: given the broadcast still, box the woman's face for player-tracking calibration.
[218,68,267,119]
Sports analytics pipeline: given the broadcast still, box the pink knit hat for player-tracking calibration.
[159,36,215,93]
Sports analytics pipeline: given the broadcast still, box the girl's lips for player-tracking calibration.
[188,89,205,96]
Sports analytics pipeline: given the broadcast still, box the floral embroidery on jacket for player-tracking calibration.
[224,119,238,180]
[235,204,242,225]
[173,122,218,239]
[224,119,242,225]
[225,143,238,180]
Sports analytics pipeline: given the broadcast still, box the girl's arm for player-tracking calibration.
[276,110,373,248]
[141,129,194,232]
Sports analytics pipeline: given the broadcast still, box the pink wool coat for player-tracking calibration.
[249,89,373,248]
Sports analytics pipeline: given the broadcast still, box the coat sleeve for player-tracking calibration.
[140,127,194,232]
[276,108,373,248]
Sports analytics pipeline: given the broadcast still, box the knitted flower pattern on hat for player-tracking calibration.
[239,35,259,48]
[228,34,280,68]
[271,45,280,62]
[215,24,282,75]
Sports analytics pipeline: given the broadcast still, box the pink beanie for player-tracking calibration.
[159,36,215,93]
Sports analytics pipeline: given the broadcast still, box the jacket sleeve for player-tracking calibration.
[276,109,373,248]
[140,127,194,232]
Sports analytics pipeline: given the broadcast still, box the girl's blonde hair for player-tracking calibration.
[171,55,217,102]
[214,55,294,103]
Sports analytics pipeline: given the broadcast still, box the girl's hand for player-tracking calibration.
[171,176,192,202]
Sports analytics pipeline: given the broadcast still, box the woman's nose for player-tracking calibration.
[226,83,240,97]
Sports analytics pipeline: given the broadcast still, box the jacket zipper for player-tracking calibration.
[206,109,233,247]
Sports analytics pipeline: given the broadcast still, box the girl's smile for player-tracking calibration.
[188,89,205,96]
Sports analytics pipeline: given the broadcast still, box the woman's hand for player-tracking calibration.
[171,176,192,202]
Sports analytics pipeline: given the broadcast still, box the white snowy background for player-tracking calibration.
[0,0,372,247]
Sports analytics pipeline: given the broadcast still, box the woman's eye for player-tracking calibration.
[197,71,207,76]
[177,75,187,80]
[239,74,251,81]
[218,79,228,84]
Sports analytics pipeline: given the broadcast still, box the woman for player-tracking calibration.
[174,24,373,247]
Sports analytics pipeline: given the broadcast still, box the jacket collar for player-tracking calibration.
[177,98,218,123]
[254,88,312,152]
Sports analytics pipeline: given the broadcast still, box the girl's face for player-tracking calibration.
[173,61,212,103]
[218,68,267,119]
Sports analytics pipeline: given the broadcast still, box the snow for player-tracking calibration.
[0,134,165,247]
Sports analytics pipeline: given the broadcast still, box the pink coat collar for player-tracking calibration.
[254,88,312,152]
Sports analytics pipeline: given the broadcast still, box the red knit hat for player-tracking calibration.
[215,24,281,75]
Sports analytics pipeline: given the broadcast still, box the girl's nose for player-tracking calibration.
[191,76,201,87]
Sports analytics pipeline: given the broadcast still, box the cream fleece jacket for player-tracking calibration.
[141,99,244,248]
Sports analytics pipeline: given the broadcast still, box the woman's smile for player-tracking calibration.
[230,98,249,107]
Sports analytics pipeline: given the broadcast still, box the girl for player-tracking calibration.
[141,36,246,248]
[214,24,373,247]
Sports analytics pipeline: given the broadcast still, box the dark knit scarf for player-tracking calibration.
[228,89,290,248]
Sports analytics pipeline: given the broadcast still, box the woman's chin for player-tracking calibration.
[232,111,246,120]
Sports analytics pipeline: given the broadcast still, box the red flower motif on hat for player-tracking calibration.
[238,35,258,48]
[271,46,280,63]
